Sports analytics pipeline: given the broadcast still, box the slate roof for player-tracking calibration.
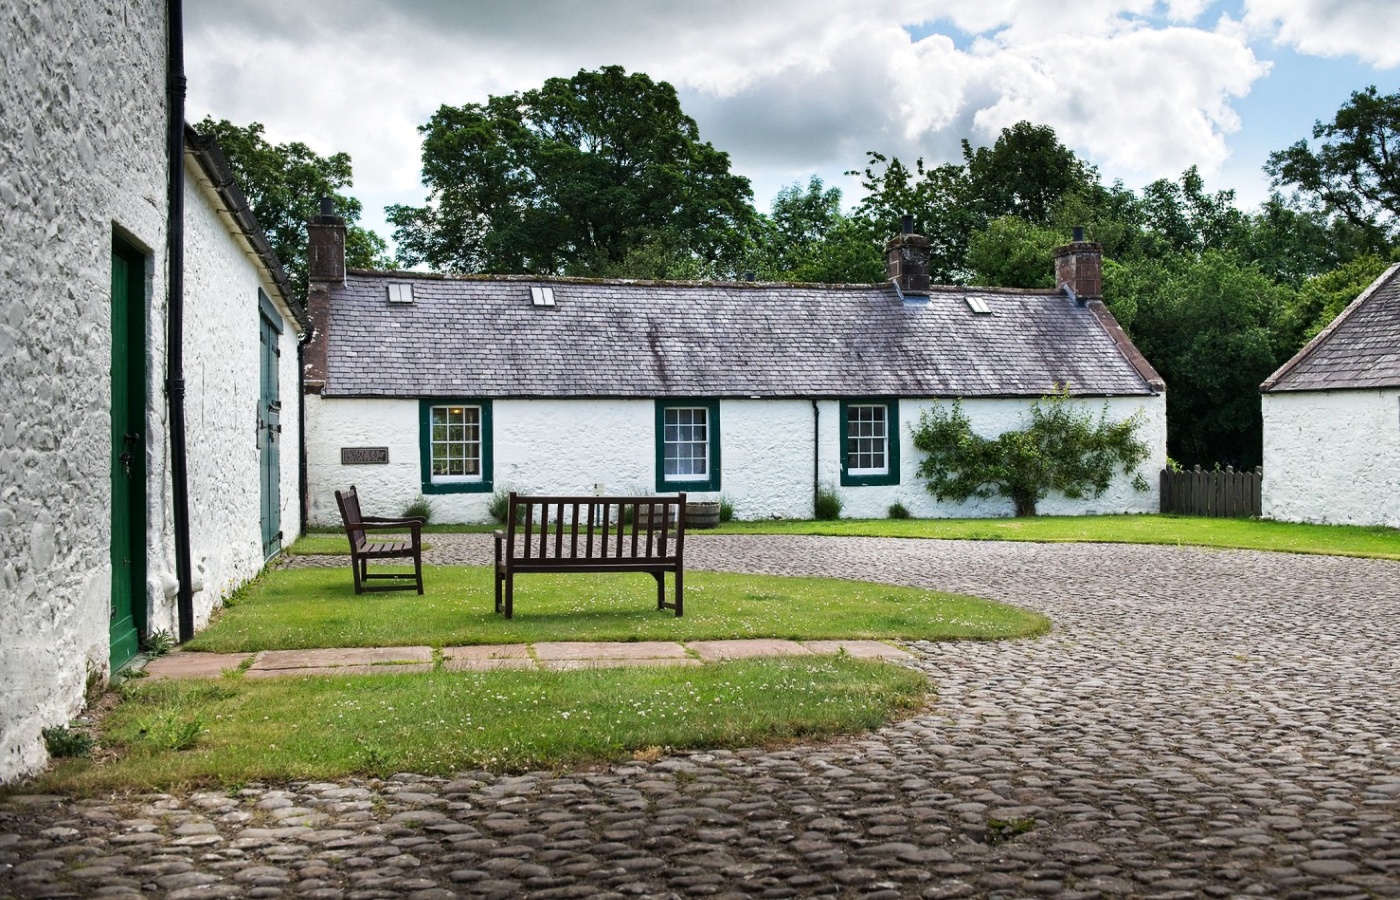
[322,272,1162,399]
[1262,263,1400,393]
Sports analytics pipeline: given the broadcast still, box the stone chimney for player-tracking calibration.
[307,197,346,284]
[1053,227,1103,303]
[885,215,931,295]
[303,198,346,394]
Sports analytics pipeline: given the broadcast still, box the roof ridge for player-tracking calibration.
[345,268,1062,296]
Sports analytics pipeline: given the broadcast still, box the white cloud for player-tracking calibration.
[1243,0,1400,67]
[184,0,1271,236]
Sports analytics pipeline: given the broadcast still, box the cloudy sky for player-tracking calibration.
[185,0,1399,252]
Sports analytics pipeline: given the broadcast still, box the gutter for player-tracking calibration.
[166,0,194,642]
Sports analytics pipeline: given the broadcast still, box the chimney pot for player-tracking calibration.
[320,196,335,217]
[901,214,914,235]
[1072,225,1084,242]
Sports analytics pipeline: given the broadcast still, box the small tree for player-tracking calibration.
[912,391,1150,517]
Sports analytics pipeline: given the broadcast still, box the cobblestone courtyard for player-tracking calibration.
[3,535,1399,899]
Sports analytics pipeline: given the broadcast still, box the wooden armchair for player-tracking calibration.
[334,485,425,594]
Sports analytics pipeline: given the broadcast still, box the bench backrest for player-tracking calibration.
[334,486,368,551]
[504,492,687,563]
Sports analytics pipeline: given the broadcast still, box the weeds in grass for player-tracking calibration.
[888,502,911,520]
[719,496,734,523]
[143,630,176,658]
[402,496,433,523]
[814,484,843,520]
[42,726,94,758]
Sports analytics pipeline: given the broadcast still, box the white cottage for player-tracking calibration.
[1261,263,1400,527]
[303,219,1166,525]
[0,0,305,782]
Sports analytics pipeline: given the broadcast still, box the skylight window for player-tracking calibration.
[387,283,414,304]
[966,297,991,315]
[530,286,556,307]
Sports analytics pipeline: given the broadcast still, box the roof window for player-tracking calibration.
[966,297,992,315]
[530,286,556,307]
[387,283,414,304]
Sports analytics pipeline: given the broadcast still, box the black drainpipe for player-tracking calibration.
[166,0,194,642]
[297,337,309,535]
[811,400,820,515]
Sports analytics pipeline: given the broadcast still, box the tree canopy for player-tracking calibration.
[1267,86,1400,248]
[193,117,388,300]
[388,66,755,277]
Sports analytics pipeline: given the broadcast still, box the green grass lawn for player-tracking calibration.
[33,656,928,793]
[714,514,1400,560]
[184,566,1046,653]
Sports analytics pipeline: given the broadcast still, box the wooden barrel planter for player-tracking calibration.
[686,500,721,529]
[635,500,721,529]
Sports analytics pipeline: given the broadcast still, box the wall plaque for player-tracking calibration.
[341,447,389,465]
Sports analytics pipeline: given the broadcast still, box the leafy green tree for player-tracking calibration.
[744,177,883,283]
[911,392,1150,517]
[965,217,1062,288]
[962,121,1100,226]
[1104,251,1291,468]
[849,152,976,283]
[388,66,755,277]
[1266,85,1400,247]
[192,117,389,299]
[1137,166,1244,257]
[1278,254,1392,348]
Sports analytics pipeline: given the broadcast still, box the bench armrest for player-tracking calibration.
[363,515,425,525]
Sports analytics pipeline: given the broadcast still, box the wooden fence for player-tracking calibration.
[1160,466,1262,518]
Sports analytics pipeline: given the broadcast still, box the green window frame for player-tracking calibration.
[419,399,494,494]
[840,399,900,487]
[655,398,721,492]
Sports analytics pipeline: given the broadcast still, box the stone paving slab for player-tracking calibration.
[532,640,693,661]
[539,657,704,671]
[688,638,813,660]
[244,663,435,678]
[249,646,433,671]
[440,644,534,672]
[143,652,253,680]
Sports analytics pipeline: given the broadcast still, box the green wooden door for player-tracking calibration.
[110,238,147,670]
[258,293,282,559]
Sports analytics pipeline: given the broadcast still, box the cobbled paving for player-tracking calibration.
[3,534,1399,899]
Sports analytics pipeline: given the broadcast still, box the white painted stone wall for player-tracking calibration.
[308,394,1165,524]
[166,159,304,635]
[1262,390,1400,527]
[0,0,170,783]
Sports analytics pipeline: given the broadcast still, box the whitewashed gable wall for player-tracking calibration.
[1262,390,1400,527]
[0,0,169,783]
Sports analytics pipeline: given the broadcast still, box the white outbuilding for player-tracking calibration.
[301,220,1166,525]
[1261,263,1400,527]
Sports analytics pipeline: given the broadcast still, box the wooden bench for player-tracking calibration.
[494,492,687,619]
[334,485,425,594]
